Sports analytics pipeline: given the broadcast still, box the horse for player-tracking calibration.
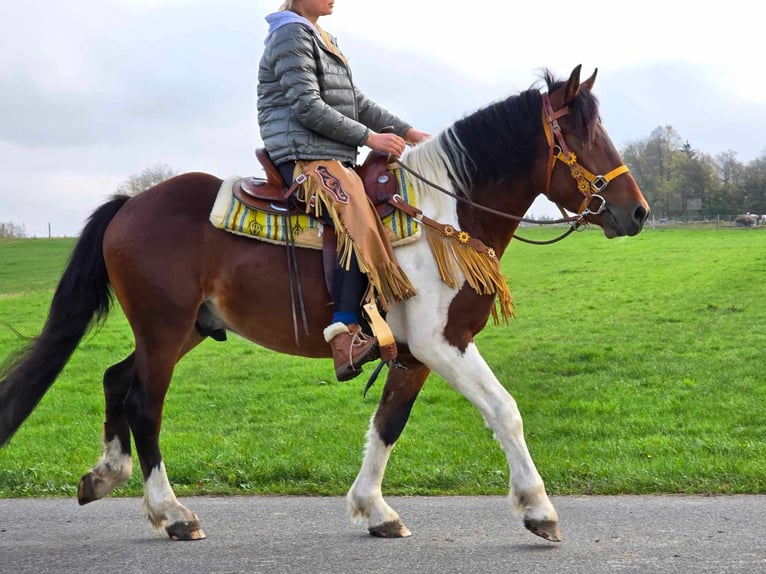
[0,65,649,542]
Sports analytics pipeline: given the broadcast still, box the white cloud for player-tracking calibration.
[0,0,763,236]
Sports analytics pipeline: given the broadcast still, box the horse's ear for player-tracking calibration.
[564,65,582,104]
[582,68,598,91]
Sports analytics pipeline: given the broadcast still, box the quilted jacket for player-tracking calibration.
[257,21,411,165]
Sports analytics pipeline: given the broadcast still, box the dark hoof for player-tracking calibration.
[166,518,206,541]
[77,473,99,506]
[524,518,562,542]
[369,520,412,538]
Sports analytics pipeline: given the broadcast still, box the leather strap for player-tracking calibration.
[283,174,307,200]
[541,93,630,214]
[362,302,397,362]
[388,195,498,260]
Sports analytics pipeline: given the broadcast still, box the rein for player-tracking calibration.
[394,157,580,226]
[395,153,584,246]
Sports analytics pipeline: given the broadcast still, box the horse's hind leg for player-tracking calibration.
[347,355,429,538]
[78,353,137,504]
[127,330,207,540]
[78,327,207,509]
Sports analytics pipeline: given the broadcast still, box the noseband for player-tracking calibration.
[541,92,629,216]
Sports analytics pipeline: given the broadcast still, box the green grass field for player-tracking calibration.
[0,227,764,498]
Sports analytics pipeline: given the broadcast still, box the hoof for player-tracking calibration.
[369,520,412,538]
[524,518,562,542]
[166,518,206,541]
[77,473,99,506]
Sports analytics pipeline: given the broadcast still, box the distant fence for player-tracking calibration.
[519,214,766,231]
[649,215,766,230]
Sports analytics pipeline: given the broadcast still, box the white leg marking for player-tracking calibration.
[143,462,197,531]
[88,436,133,499]
[412,338,558,524]
[387,142,556,523]
[347,422,401,528]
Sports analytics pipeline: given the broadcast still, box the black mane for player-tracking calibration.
[440,70,600,194]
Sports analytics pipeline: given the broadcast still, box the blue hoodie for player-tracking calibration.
[264,11,318,44]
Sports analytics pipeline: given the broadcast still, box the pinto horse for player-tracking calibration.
[0,66,648,542]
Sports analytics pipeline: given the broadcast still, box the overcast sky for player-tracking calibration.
[1,0,764,237]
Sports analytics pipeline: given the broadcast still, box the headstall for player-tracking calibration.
[541,92,629,216]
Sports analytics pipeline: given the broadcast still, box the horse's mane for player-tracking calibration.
[406,70,601,198]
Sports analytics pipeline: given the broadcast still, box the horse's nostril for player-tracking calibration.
[634,205,648,224]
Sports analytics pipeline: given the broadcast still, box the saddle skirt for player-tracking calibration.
[209,165,421,250]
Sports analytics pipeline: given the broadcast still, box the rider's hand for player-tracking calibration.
[365,132,407,157]
[404,128,430,145]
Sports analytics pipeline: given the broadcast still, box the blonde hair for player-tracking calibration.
[276,0,344,61]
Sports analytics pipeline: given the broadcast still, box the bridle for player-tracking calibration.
[393,89,632,245]
[541,92,630,217]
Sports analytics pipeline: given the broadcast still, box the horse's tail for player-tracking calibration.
[0,195,130,447]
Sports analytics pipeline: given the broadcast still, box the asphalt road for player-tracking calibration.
[1,495,764,573]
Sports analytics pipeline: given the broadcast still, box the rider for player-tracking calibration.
[257,0,429,382]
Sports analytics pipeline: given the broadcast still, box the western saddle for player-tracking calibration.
[232,149,399,218]
[232,149,404,359]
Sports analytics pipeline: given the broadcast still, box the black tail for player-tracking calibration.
[0,195,130,446]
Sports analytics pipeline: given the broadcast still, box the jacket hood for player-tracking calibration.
[264,11,318,44]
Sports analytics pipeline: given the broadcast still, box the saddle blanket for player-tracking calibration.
[209,168,421,250]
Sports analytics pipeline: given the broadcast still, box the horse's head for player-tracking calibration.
[541,65,649,237]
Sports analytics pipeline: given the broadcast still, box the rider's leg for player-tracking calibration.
[278,160,378,380]
[325,253,378,381]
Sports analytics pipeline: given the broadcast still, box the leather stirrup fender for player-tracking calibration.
[362,302,397,362]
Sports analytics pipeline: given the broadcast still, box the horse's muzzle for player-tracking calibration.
[599,201,650,238]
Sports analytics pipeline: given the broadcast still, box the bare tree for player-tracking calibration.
[116,163,178,196]
[0,221,27,238]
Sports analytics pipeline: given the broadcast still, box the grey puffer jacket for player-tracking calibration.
[257,21,411,165]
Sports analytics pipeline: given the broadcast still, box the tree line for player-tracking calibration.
[621,126,766,219]
[107,139,766,220]
[4,133,766,238]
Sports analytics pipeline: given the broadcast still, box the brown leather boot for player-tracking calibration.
[324,322,379,381]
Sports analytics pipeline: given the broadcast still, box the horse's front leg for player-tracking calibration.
[347,355,429,537]
[421,340,561,542]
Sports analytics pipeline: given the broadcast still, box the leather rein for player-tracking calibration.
[394,91,630,246]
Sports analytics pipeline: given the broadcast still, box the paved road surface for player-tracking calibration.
[1,495,764,573]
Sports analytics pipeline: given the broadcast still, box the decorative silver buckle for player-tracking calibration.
[591,175,608,192]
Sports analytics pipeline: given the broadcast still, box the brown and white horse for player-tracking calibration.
[0,66,648,542]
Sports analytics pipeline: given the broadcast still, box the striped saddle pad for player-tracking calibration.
[209,168,421,250]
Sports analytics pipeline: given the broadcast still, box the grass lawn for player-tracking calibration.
[0,227,764,497]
